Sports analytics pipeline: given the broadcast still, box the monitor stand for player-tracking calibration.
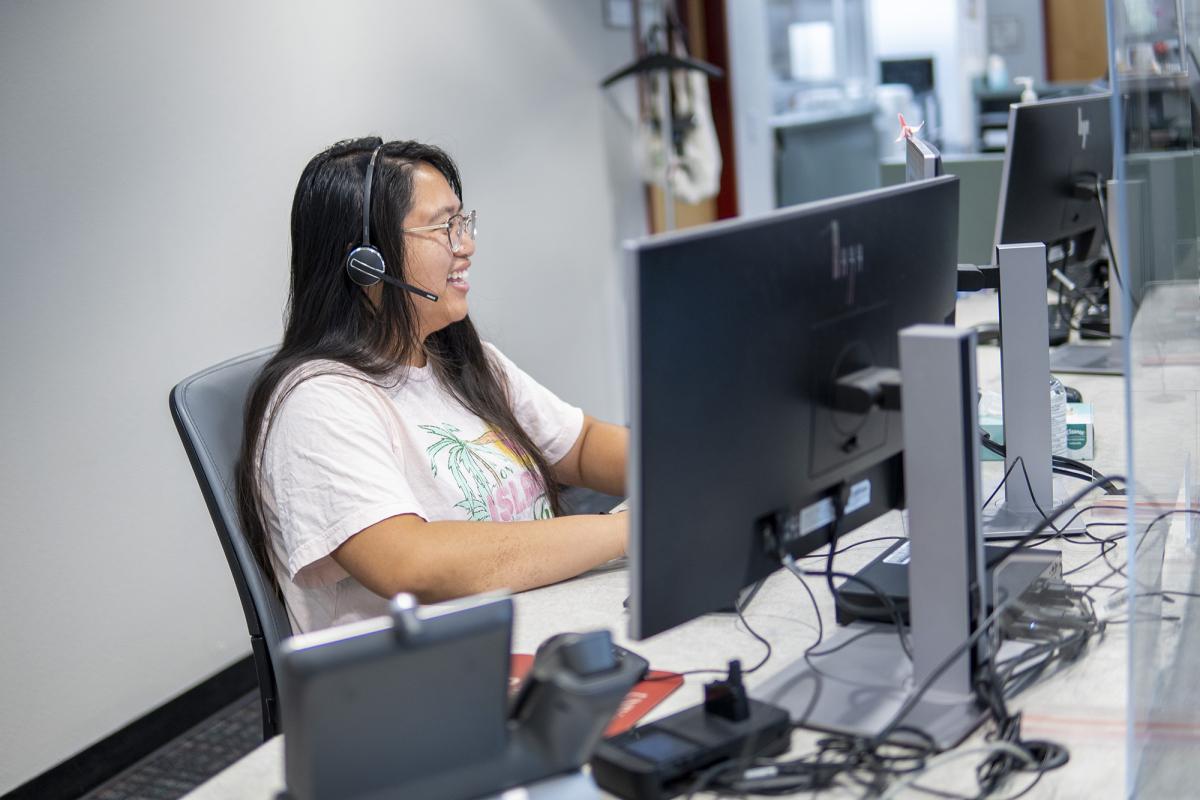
[983,242,1084,539]
[1050,340,1124,376]
[754,325,990,751]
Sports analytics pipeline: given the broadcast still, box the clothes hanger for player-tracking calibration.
[600,51,724,87]
[599,22,723,88]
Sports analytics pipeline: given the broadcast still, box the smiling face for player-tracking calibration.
[401,162,475,342]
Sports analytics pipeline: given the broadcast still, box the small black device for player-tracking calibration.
[835,540,1062,626]
[1047,306,1071,347]
[591,663,791,800]
[344,144,440,302]
[1078,309,1110,339]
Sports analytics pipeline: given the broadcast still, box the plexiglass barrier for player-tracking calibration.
[1110,0,1200,795]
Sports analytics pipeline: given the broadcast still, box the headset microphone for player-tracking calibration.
[345,145,440,303]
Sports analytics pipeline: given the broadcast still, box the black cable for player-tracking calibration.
[797,534,905,559]
[734,600,772,674]
[782,554,824,653]
[643,582,782,683]
[1013,456,1062,535]
[982,452,1027,510]
[818,499,915,659]
[804,567,913,659]
[807,631,883,663]
[1053,277,1123,340]
[1078,508,1200,599]
[1078,530,1134,596]
[872,598,1013,746]
[716,494,1123,797]
[974,597,1088,795]
[979,428,1123,495]
[1061,537,1120,576]
[1091,176,1127,295]
[985,475,1122,571]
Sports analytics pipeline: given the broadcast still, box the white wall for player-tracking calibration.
[870,0,988,153]
[0,1,643,792]
[726,0,775,216]
[987,0,1047,83]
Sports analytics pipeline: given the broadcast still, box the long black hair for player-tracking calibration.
[236,138,564,586]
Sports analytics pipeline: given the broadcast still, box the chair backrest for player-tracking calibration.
[170,347,291,738]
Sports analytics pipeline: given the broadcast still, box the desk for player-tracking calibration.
[186,292,1148,799]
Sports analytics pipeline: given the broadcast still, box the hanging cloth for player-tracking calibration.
[635,23,722,204]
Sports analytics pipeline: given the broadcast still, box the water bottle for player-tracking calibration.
[1049,376,1069,457]
[986,54,1009,91]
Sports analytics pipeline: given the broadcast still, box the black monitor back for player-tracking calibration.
[994,93,1113,268]
[628,177,960,640]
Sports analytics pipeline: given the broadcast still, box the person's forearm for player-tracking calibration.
[336,513,626,604]
[579,422,628,497]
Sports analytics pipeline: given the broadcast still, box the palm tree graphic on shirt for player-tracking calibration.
[420,424,550,521]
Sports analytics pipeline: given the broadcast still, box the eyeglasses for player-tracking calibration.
[401,209,477,253]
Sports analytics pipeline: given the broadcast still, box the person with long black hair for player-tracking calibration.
[236,138,628,633]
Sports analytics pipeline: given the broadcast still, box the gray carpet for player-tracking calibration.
[79,692,262,800]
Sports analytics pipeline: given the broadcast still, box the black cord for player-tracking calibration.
[705,490,1129,797]
[872,599,1013,745]
[985,475,1123,570]
[818,497,915,660]
[1014,456,1062,534]
[782,554,824,654]
[734,600,772,674]
[979,429,1123,495]
[808,568,914,659]
[1091,176,1127,295]
[982,452,1027,510]
[1061,537,1121,576]
[798,534,905,559]
[1078,508,1200,598]
[1053,277,1123,340]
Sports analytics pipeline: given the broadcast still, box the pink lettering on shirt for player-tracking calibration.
[485,471,545,521]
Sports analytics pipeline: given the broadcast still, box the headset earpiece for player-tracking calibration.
[346,245,386,287]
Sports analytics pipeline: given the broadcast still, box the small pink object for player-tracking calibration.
[895,112,925,142]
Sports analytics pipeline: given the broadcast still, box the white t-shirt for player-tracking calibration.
[258,343,584,633]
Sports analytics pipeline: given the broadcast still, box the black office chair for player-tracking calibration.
[170,347,290,741]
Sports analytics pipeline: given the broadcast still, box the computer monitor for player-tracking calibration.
[905,136,943,182]
[994,93,1113,275]
[881,58,935,96]
[627,176,960,640]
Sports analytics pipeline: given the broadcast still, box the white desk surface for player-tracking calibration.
[186,292,1151,800]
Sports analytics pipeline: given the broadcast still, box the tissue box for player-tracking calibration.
[1066,403,1094,461]
[980,403,1094,462]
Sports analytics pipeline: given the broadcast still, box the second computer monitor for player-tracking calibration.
[627,177,960,640]
[905,136,943,182]
[994,93,1113,271]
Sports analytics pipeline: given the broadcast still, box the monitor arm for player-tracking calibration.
[833,367,903,414]
[957,263,1001,292]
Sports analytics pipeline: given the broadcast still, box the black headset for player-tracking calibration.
[344,145,440,302]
